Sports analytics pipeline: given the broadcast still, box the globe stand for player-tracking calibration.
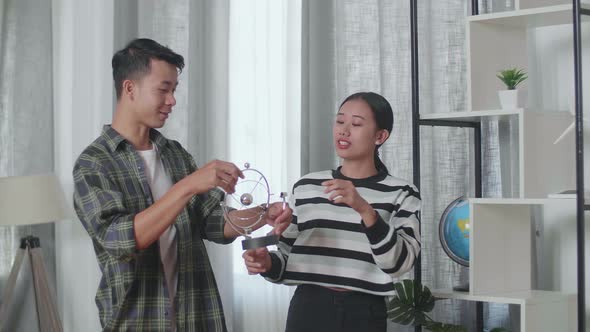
[221,163,286,250]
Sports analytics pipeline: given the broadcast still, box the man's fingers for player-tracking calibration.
[218,181,235,194]
[219,161,243,179]
[205,159,243,180]
[217,169,237,185]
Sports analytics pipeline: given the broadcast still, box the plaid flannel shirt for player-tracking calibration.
[73,125,233,331]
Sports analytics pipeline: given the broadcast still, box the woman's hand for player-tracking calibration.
[263,202,293,236]
[243,248,272,275]
[322,179,371,212]
[322,179,377,226]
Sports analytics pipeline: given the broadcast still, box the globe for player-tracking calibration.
[439,196,470,267]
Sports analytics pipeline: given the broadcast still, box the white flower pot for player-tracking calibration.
[498,89,518,110]
[498,89,522,110]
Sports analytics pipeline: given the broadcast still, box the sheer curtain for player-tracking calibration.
[0,1,55,331]
[226,1,301,331]
[53,0,116,331]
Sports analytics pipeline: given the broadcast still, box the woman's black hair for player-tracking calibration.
[339,92,394,174]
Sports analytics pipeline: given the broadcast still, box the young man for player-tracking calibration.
[73,38,291,331]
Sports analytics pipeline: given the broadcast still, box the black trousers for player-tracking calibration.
[285,284,387,332]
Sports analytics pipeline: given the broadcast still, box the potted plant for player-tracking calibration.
[496,68,527,110]
[387,279,510,332]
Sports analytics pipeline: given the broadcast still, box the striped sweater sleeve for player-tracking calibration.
[362,184,421,278]
[262,194,299,282]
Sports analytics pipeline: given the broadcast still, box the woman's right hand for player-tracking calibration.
[243,248,272,275]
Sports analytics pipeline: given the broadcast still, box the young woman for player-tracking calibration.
[243,92,421,332]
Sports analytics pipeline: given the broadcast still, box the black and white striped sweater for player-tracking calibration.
[263,168,421,296]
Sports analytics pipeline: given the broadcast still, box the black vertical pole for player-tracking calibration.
[470,2,484,332]
[572,1,586,331]
[474,123,482,198]
[409,0,421,331]
[474,123,484,332]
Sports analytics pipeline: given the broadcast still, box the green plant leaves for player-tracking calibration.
[387,279,509,332]
[387,279,435,326]
[496,68,527,90]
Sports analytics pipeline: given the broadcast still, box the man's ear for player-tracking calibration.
[375,129,390,145]
[122,79,135,100]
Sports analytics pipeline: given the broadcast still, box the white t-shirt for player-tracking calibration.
[137,144,177,326]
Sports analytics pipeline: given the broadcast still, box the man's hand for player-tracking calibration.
[243,248,272,275]
[185,159,244,195]
[263,202,292,236]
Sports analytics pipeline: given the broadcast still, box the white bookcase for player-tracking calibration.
[422,1,587,331]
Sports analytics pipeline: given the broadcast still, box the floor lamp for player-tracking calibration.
[0,174,67,332]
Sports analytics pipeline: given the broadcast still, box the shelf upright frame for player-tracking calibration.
[409,0,421,331]
[572,1,587,331]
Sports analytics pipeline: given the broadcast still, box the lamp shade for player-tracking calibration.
[0,174,67,226]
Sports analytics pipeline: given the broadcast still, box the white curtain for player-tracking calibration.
[226,1,301,331]
[0,1,55,331]
[53,0,116,331]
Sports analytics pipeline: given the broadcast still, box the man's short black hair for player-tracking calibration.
[112,38,185,99]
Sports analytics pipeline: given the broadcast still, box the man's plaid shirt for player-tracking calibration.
[73,125,233,331]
